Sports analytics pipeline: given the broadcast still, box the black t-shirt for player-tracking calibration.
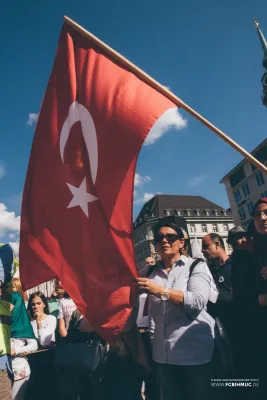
[209,257,232,305]
[231,249,267,309]
[207,258,233,329]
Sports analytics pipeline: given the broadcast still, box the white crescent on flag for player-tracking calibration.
[59,101,98,217]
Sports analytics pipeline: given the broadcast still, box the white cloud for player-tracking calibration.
[26,113,38,126]
[9,241,19,258]
[144,107,187,146]
[0,161,6,179]
[134,192,155,205]
[8,233,16,239]
[187,175,207,186]
[7,193,22,212]
[134,173,151,187]
[0,203,20,238]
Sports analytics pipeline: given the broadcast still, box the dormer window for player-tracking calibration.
[205,209,210,216]
[186,209,191,216]
[151,212,155,218]
[176,209,181,216]
[222,210,227,216]
[165,209,171,216]
[214,209,219,216]
[195,209,200,216]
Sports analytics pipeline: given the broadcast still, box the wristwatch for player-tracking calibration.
[161,289,169,301]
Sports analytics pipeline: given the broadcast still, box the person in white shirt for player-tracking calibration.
[28,291,57,348]
[55,280,76,337]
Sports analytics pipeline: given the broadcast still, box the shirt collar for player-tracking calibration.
[159,257,186,270]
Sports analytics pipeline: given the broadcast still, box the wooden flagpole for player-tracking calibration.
[64,16,267,174]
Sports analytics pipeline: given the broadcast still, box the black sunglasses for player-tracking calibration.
[253,210,267,219]
[155,233,183,243]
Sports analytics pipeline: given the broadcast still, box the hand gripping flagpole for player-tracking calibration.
[64,16,267,175]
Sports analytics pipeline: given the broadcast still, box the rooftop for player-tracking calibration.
[134,194,231,228]
[220,138,267,183]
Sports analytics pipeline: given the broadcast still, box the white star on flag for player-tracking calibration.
[66,177,98,217]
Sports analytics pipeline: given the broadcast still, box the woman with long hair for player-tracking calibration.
[231,198,267,396]
[11,292,37,399]
[26,292,57,400]
[28,291,56,348]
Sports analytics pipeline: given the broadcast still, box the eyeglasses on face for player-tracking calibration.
[155,233,182,243]
[254,210,267,220]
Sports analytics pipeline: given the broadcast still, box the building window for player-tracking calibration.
[212,224,218,232]
[186,209,191,216]
[222,210,227,216]
[256,171,265,187]
[176,209,181,216]
[196,209,200,216]
[202,224,208,233]
[205,209,210,216]
[238,207,247,221]
[251,145,267,171]
[234,189,242,203]
[261,191,267,198]
[247,201,254,216]
[229,166,246,188]
[151,212,155,218]
[214,210,219,216]
[165,209,171,216]
[189,224,195,233]
[223,224,228,232]
[242,182,250,197]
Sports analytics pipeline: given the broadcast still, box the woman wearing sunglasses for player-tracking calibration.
[137,220,215,400]
[231,198,267,396]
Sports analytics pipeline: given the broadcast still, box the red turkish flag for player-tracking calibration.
[20,22,177,341]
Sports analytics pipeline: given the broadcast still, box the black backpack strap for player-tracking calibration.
[189,258,204,278]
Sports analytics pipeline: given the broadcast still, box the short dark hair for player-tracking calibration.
[28,291,50,318]
[208,233,225,250]
[153,219,184,239]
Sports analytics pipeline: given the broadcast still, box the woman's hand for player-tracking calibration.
[136,278,163,296]
[11,348,16,356]
[261,266,267,280]
[34,311,43,329]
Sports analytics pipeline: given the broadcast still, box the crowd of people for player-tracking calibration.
[0,197,267,400]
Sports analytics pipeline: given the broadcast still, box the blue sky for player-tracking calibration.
[1,0,267,255]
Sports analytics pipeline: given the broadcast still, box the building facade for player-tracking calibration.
[254,19,267,107]
[220,139,267,229]
[133,194,234,270]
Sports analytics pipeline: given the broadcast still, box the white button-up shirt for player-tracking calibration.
[149,257,215,366]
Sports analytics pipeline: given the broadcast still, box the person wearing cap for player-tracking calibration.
[231,198,267,395]
[137,220,214,400]
[227,226,247,251]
